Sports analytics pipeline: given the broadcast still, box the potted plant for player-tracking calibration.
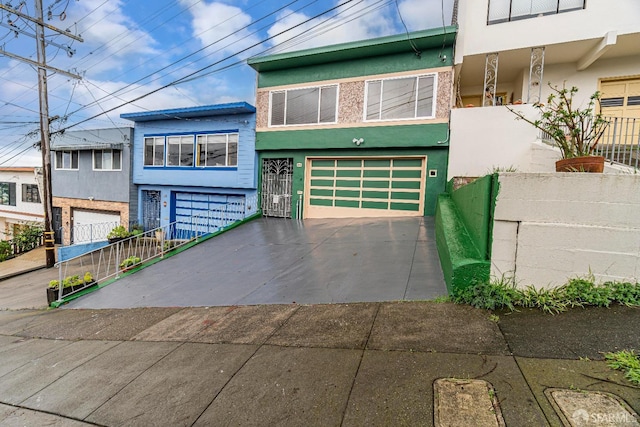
[47,272,97,305]
[508,82,610,172]
[107,225,131,243]
[120,256,141,272]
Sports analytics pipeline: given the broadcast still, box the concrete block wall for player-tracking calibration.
[491,173,640,288]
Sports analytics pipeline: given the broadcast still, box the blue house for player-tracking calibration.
[121,103,258,235]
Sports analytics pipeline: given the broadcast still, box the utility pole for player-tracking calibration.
[0,1,82,267]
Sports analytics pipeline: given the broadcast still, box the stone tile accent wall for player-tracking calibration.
[53,197,129,245]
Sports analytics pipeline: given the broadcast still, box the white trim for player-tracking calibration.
[363,73,438,122]
[92,149,123,172]
[268,83,340,128]
[54,150,79,170]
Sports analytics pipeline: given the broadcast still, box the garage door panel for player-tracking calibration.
[73,210,120,244]
[174,192,244,235]
[305,156,425,219]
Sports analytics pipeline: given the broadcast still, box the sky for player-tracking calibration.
[0,0,454,166]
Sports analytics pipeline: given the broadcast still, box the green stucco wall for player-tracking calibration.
[449,174,496,259]
[435,175,499,294]
[256,124,448,151]
[258,146,448,218]
[257,47,454,88]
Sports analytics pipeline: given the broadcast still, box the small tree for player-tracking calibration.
[508,83,609,159]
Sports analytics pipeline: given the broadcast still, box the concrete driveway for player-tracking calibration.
[67,217,447,309]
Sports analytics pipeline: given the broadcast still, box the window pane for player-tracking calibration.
[113,150,121,169]
[531,0,557,15]
[154,138,164,166]
[207,144,226,166]
[0,183,8,205]
[511,0,533,18]
[144,139,153,166]
[381,77,417,120]
[56,151,63,168]
[94,150,103,169]
[559,0,584,10]
[417,75,435,117]
[181,137,193,166]
[271,92,285,126]
[72,151,78,169]
[366,81,382,120]
[167,136,181,166]
[286,87,319,125]
[319,86,337,123]
[103,151,112,170]
[488,0,511,21]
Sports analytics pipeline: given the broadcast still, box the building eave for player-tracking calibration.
[120,102,256,122]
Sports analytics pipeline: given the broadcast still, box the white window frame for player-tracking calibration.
[268,84,339,127]
[21,183,41,203]
[144,136,166,167]
[196,132,238,167]
[167,135,195,167]
[93,149,122,171]
[363,73,438,122]
[55,150,79,170]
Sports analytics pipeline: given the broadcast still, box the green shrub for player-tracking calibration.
[107,225,131,239]
[0,240,11,262]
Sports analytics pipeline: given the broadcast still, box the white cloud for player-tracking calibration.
[398,0,455,31]
[266,1,397,53]
[179,0,263,60]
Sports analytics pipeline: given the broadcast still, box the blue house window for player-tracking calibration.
[196,133,238,167]
[144,136,165,166]
[167,135,194,167]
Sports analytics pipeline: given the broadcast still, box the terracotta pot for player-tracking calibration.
[555,156,605,173]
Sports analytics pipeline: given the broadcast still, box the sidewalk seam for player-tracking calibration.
[339,302,381,427]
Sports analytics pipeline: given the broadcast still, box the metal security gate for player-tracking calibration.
[261,158,293,218]
[142,190,161,230]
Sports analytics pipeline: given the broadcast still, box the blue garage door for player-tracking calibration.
[173,193,245,238]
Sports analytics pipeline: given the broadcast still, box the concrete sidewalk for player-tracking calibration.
[0,302,638,426]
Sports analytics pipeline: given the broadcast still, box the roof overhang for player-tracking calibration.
[120,102,256,122]
[51,143,124,151]
[248,26,457,72]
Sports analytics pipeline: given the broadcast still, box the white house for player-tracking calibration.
[448,0,640,178]
[0,167,44,240]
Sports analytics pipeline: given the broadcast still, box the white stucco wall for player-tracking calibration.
[449,104,543,178]
[455,0,640,62]
[491,173,640,288]
[0,168,44,240]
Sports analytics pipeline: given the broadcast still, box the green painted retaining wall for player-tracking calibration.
[435,174,498,294]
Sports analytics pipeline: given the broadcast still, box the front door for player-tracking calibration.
[141,190,161,230]
[261,158,293,218]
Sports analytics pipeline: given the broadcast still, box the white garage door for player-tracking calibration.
[305,157,426,219]
[73,210,120,243]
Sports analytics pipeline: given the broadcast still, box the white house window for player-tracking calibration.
[144,137,165,166]
[93,149,122,170]
[270,85,338,126]
[55,150,79,170]
[22,184,41,203]
[196,133,238,167]
[0,182,16,206]
[167,135,194,167]
[488,0,585,24]
[365,74,436,121]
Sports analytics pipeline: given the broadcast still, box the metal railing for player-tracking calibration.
[539,116,640,169]
[70,221,120,244]
[52,194,258,304]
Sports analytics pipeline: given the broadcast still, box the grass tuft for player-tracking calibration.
[452,276,640,314]
[604,350,640,385]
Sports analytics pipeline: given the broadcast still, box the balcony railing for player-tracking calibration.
[539,116,640,169]
[488,0,585,24]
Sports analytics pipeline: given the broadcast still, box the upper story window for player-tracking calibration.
[144,136,165,167]
[0,182,16,206]
[93,149,122,171]
[55,150,79,170]
[144,132,239,168]
[167,135,194,167]
[488,0,585,24]
[196,133,238,167]
[365,74,436,121]
[22,184,41,203]
[270,85,338,126]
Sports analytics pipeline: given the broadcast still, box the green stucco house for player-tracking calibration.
[248,27,456,219]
